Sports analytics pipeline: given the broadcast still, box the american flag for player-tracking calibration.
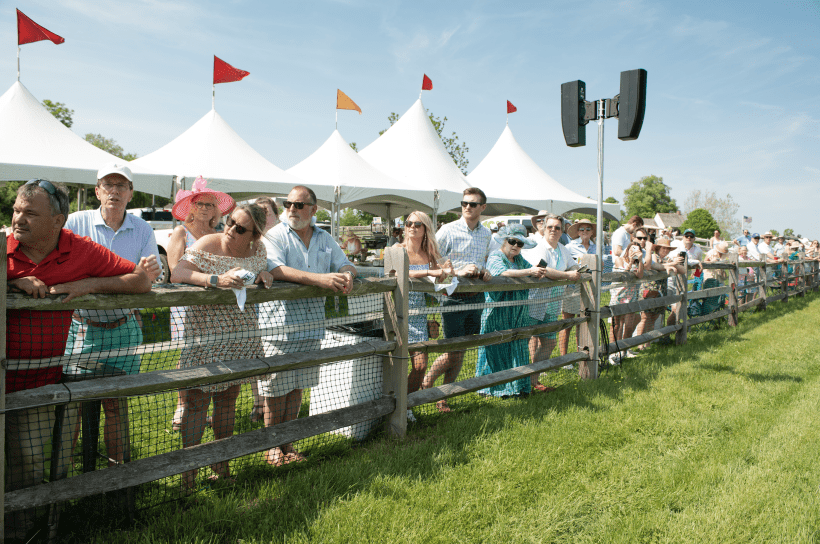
[743,216,752,223]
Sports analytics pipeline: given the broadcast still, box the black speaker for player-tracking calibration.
[561,80,586,147]
[617,69,647,141]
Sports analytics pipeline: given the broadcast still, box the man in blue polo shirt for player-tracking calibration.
[64,163,160,466]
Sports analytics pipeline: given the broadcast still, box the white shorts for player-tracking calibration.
[257,339,323,397]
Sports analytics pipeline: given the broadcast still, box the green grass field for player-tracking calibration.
[54,290,820,543]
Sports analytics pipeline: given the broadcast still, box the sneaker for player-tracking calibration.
[624,349,639,358]
[407,409,416,423]
[608,353,621,365]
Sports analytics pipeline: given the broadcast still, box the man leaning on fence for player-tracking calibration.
[257,185,356,466]
[5,179,151,541]
[421,187,492,413]
[63,163,162,467]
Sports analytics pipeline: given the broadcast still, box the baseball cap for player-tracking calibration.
[97,163,133,182]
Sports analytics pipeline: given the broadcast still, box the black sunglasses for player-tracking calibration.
[405,221,423,228]
[506,238,525,248]
[461,201,481,208]
[636,236,648,241]
[684,234,695,239]
[226,216,252,235]
[26,178,57,195]
[283,200,310,210]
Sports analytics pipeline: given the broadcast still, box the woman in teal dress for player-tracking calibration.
[476,224,549,398]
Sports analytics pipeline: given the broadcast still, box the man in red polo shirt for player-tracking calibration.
[6,179,151,540]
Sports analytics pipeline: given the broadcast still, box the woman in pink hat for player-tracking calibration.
[168,176,236,431]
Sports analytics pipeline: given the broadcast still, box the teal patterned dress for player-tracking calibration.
[475,250,532,397]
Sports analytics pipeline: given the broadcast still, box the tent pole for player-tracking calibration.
[17,47,20,82]
[432,190,439,230]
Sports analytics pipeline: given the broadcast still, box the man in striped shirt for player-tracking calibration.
[421,188,491,412]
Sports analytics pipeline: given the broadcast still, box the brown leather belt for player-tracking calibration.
[72,313,129,329]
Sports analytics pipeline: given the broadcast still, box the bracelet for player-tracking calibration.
[343,270,355,278]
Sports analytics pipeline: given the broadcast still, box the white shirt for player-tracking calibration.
[611,226,631,256]
[521,240,576,321]
[746,241,771,260]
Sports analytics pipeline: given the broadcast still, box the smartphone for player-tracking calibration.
[537,259,548,268]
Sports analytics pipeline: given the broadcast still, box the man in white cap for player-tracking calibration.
[63,163,161,466]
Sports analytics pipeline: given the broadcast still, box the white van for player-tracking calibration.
[482,215,534,231]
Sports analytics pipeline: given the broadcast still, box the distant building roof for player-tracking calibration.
[642,217,659,229]
[655,211,687,229]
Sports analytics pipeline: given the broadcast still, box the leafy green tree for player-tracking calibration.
[769,229,779,238]
[349,142,358,152]
[316,209,331,222]
[0,181,25,225]
[42,99,73,128]
[381,110,469,174]
[784,228,795,238]
[340,208,373,226]
[437,211,459,225]
[622,175,677,220]
[683,190,739,238]
[84,133,138,161]
[680,208,718,238]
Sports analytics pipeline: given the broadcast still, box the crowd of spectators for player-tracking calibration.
[6,170,820,538]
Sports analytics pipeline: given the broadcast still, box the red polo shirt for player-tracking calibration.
[6,230,136,393]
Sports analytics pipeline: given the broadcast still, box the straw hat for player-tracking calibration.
[172,176,235,221]
[714,241,729,254]
[493,224,537,249]
[531,210,549,225]
[567,218,596,239]
[653,236,675,249]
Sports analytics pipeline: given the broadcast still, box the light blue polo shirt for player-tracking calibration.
[260,221,353,341]
[65,208,159,321]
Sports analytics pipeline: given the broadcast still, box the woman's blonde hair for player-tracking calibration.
[405,211,441,263]
[185,193,221,228]
[230,203,266,241]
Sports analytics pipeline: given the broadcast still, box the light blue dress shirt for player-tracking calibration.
[65,208,159,320]
[260,221,353,341]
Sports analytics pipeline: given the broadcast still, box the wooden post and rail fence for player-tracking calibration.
[1,240,819,540]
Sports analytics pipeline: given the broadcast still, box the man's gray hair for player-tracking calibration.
[18,180,70,218]
[542,213,564,225]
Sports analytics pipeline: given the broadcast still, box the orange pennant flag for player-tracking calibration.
[336,89,361,114]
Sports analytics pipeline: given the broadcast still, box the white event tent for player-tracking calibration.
[0,81,170,192]
[287,129,437,234]
[358,98,467,222]
[130,108,309,201]
[468,125,620,220]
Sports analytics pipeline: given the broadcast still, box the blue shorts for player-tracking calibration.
[65,317,143,376]
[441,293,484,339]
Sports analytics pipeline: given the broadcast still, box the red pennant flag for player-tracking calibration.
[507,100,517,114]
[213,55,250,85]
[17,9,65,46]
[421,74,433,91]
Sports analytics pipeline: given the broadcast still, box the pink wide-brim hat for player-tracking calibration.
[172,176,235,221]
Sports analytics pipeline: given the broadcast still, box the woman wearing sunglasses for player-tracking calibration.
[168,176,235,431]
[171,204,273,492]
[474,224,548,398]
[397,212,452,420]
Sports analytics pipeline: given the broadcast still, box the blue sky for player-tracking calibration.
[3,1,818,237]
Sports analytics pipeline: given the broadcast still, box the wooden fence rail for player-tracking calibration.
[2,241,819,541]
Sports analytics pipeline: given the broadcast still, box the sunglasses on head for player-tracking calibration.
[461,201,481,208]
[405,220,423,228]
[283,200,310,210]
[26,178,57,196]
[226,216,251,235]
[506,238,525,248]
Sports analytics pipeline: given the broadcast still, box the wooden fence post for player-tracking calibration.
[781,260,789,303]
[382,246,409,438]
[727,264,739,327]
[675,264,688,345]
[577,255,598,380]
[1,236,6,541]
[759,263,768,310]
[797,261,806,298]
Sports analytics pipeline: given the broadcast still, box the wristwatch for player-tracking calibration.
[208,275,218,288]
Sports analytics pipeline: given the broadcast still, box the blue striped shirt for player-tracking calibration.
[435,217,492,271]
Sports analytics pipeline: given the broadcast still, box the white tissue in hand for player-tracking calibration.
[434,276,459,296]
[231,269,256,311]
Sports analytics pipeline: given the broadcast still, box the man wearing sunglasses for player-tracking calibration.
[423,188,492,412]
[62,163,162,467]
[6,179,151,539]
[257,185,357,464]
[672,228,704,266]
